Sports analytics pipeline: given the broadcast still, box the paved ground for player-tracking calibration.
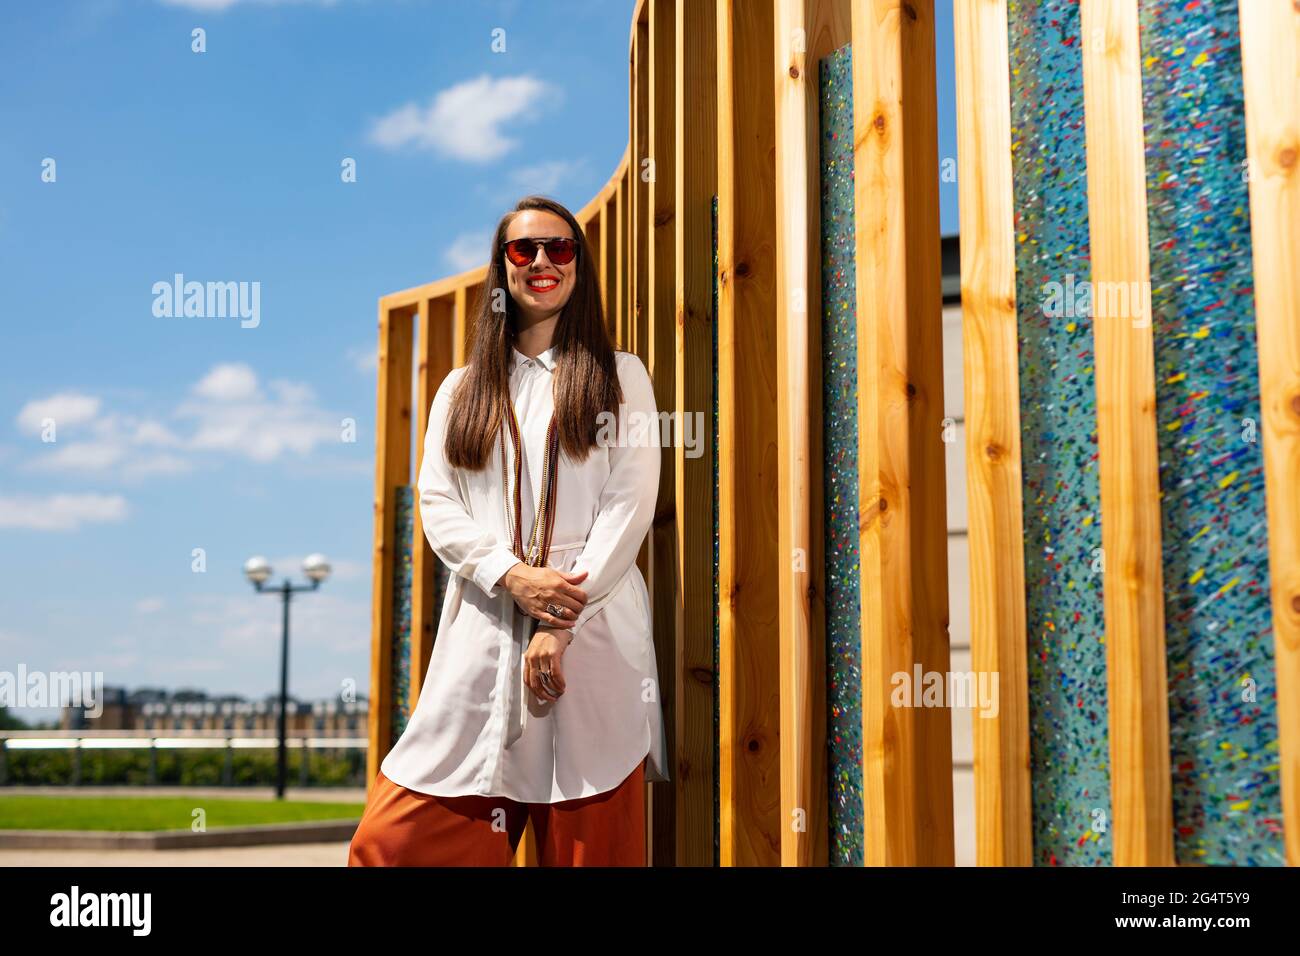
[0,841,352,866]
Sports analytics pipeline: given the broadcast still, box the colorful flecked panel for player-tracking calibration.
[1007,0,1113,865]
[1137,0,1283,866]
[819,43,863,867]
[389,484,414,746]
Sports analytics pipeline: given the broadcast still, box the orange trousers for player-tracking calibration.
[348,756,646,867]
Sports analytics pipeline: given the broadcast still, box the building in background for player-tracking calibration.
[59,687,367,737]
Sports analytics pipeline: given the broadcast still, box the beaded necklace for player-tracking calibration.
[499,394,560,569]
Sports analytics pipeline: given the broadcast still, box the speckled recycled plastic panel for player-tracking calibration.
[1007,0,1112,865]
[820,43,863,867]
[1137,0,1282,866]
[390,485,414,746]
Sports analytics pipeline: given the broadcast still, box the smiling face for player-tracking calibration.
[503,210,578,323]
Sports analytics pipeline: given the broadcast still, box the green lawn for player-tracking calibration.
[0,795,365,831]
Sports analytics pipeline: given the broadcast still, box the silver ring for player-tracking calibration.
[546,603,564,617]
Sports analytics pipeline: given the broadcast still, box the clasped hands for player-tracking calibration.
[501,563,589,703]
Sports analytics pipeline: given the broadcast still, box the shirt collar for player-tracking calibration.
[511,344,557,373]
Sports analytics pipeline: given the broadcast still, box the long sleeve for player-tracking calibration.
[566,354,661,638]
[416,370,520,599]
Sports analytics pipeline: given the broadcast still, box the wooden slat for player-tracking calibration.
[382,265,488,313]
[952,0,1032,867]
[717,0,781,867]
[773,0,845,868]
[603,194,618,330]
[633,10,650,363]
[647,0,679,869]
[852,0,954,866]
[452,286,468,366]
[411,296,456,693]
[616,173,627,347]
[587,212,604,321]
[673,0,718,869]
[613,174,624,343]
[1079,0,1173,867]
[1238,0,1300,867]
[365,303,414,793]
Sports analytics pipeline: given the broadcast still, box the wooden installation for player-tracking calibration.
[367,0,1298,867]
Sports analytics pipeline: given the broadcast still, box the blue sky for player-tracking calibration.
[0,0,958,722]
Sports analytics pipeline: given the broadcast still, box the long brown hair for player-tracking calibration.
[444,195,623,470]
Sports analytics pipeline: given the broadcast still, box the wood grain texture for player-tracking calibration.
[366,304,413,794]
[1238,0,1300,868]
[633,12,651,365]
[646,0,679,869]
[1079,0,1173,867]
[717,0,782,867]
[952,0,1032,867]
[411,297,456,696]
[774,0,845,868]
[852,0,954,866]
[674,0,719,868]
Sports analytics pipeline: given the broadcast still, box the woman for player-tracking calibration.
[348,196,669,867]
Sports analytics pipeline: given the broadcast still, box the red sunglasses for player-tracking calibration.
[501,236,579,267]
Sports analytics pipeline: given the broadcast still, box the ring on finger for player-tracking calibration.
[546,603,564,618]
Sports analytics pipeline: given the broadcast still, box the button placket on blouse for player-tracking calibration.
[478,355,545,795]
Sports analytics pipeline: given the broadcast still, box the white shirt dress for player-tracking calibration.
[380,344,670,803]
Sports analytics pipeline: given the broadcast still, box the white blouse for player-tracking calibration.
[380,344,669,803]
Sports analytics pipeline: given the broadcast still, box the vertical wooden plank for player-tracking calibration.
[1079,0,1173,867]
[774,0,842,868]
[648,0,678,869]
[603,193,618,330]
[633,11,651,364]
[952,0,1032,867]
[616,171,627,347]
[1238,0,1300,867]
[453,285,469,367]
[717,0,781,867]
[674,0,719,869]
[774,0,812,871]
[411,296,456,693]
[366,303,413,792]
[852,0,954,866]
[587,211,605,321]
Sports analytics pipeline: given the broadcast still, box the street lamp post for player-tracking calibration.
[243,553,332,800]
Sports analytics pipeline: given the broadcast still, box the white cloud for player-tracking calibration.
[19,362,347,477]
[368,74,557,163]
[508,158,587,195]
[269,380,317,404]
[445,230,493,272]
[31,441,126,472]
[15,392,101,435]
[0,493,128,531]
[193,363,259,401]
[130,420,184,446]
[135,597,166,614]
[178,366,339,462]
